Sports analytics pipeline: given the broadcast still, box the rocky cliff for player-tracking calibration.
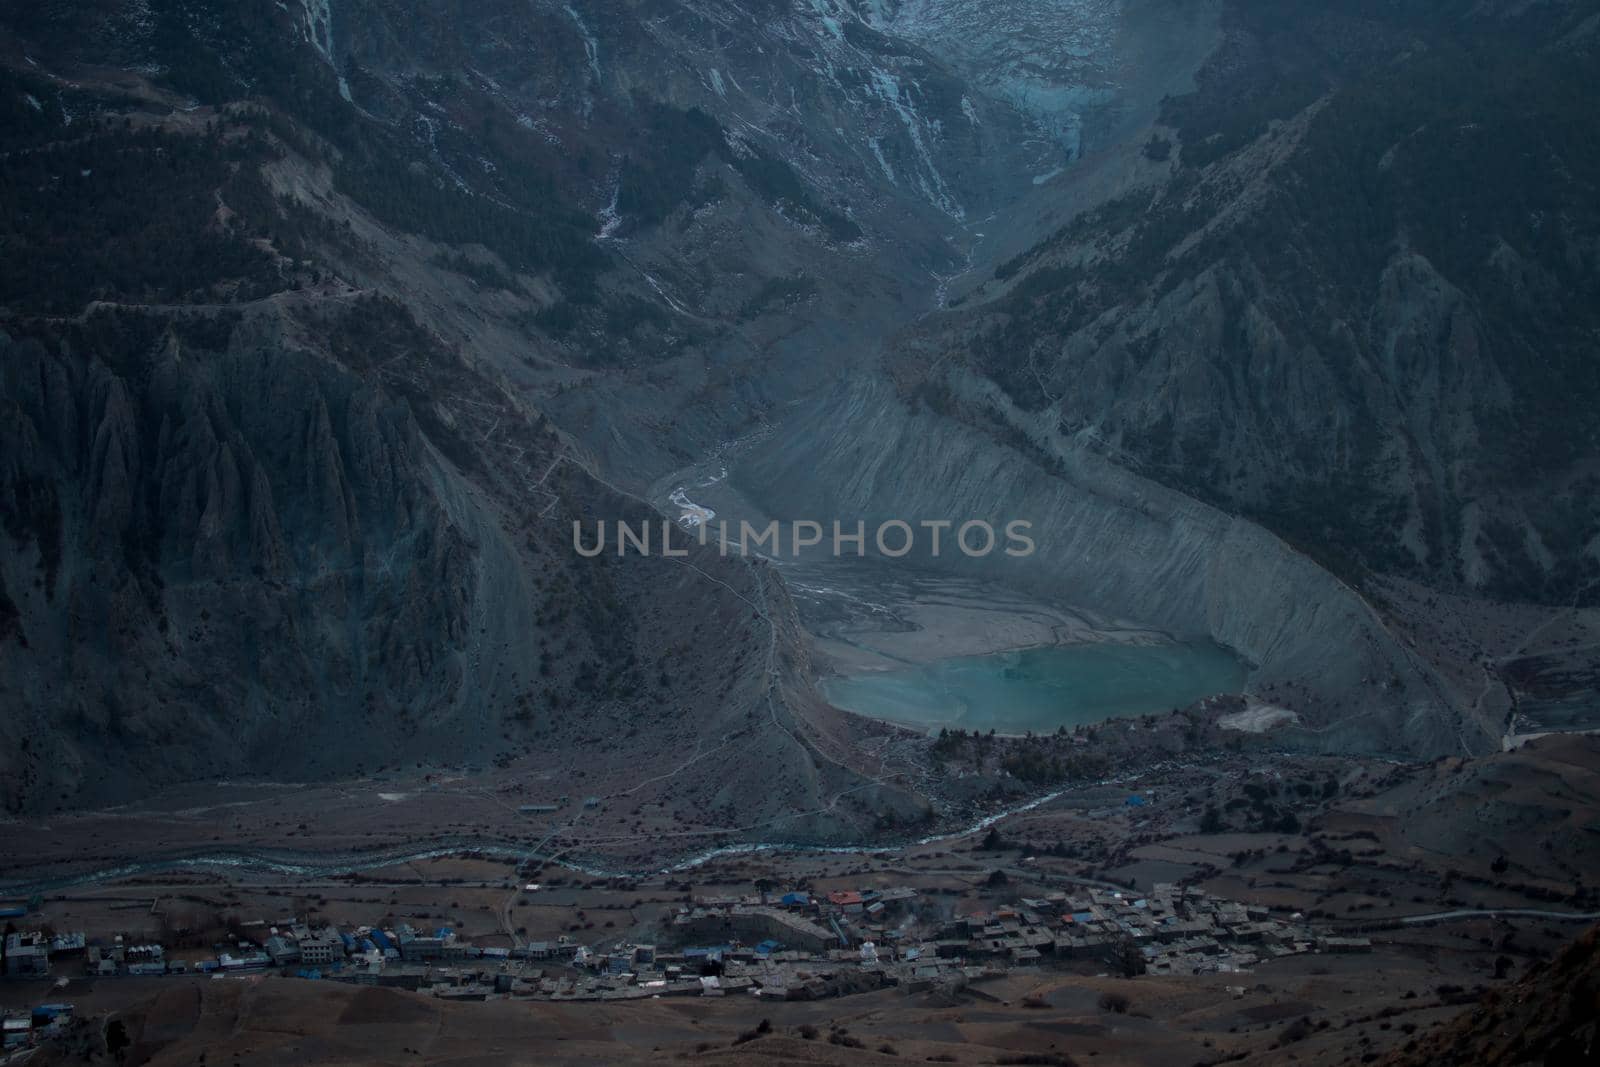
[925,0,1600,605]
[0,294,848,816]
[2,1,995,817]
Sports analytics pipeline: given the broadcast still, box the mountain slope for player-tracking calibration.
[1380,922,1600,1066]
[5,0,1594,815]
[0,47,913,823]
[912,0,1600,604]
[0,0,1228,813]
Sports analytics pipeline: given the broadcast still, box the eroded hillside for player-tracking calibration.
[3,0,1596,820]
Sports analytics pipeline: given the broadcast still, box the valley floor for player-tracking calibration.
[4,736,1598,1064]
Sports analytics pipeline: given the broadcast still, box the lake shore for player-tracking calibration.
[794,563,1174,676]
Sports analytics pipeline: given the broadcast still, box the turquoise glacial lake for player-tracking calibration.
[822,643,1247,734]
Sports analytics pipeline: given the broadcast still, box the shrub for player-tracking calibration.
[1098,991,1131,1014]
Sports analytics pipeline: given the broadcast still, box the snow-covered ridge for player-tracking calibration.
[794,0,968,217]
[613,0,1125,218]
[608,0,982,219]
[863,0,1122,159]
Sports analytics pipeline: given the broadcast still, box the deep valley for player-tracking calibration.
[2,1,1599,1063]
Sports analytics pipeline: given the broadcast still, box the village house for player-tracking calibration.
[3,933,49,978]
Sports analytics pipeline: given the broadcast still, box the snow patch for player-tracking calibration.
[866,0,1121,161]
[809,0,847,41]
[669,488,715,528]
[1218,704,1300,734]
[516,112,562,146]
[298,0,334,61]
[565,4,602,84]
[721,130,757,160]
[867,137,896,183]
[641,272,690,316]
[596,177,622,240]
[414,114,470,193]
[866,69,963,217]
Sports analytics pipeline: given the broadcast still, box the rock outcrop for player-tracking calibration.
[0,305,858,821]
